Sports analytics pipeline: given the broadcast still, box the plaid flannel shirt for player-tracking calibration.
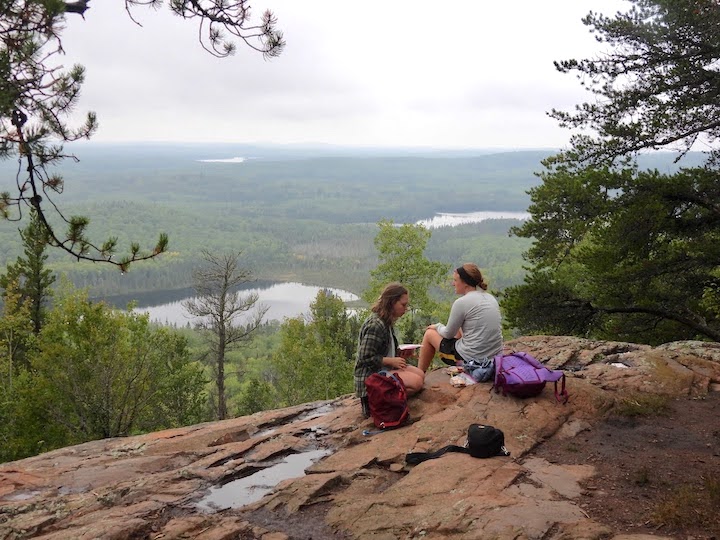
[354,313,398,397]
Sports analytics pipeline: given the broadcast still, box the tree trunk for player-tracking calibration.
[217,327,227,420]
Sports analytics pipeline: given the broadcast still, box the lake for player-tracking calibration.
[102,282,359,327]
[417,211,529,229]
[99,210,526,325]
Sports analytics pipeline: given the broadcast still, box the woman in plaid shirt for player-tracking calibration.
[354,283,425,416]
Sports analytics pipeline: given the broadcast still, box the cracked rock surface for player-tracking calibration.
[1,336,718,539]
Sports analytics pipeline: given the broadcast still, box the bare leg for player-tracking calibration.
[418,327,443,372]
[394,365,425,395]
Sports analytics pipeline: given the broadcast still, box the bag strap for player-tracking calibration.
[495,354,504,374]
[492,354,503,394]
[405,444,468,465]
[554,374,569,404]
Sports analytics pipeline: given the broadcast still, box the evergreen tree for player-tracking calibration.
[26,284,206,449]
[236,375,275,416]
[547,0,720,166]
[1,1,283,268]
[310,288,361,364]
[0,280,34,462]
[270,290,357,406]
[0,209,55,336]
[503,0,720,344]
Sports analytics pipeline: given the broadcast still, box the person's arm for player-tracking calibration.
[435,299,465,339]
[357,320,408,371]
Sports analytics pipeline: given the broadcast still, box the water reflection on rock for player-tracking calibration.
[196,448,331,512]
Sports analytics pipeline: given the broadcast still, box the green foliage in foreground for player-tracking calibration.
[168,289,362,421]
[0,218,459,462]
[0,209,55,337]
[0,285,206,463]
[504,165,720,344]
[0,282,34,460]
[503,0,720,345]
[265,290,360,408]
[215,221,458,415]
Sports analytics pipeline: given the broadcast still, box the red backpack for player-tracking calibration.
[364,371,410,429]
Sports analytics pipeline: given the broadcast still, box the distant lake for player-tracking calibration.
[94,210,528,326]
[417,211,530,229]
[196,157,247,163]
[100,282,359,327]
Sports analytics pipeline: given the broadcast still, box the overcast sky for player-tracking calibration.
[60,1,627,149]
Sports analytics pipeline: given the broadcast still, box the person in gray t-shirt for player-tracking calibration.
[417,263,503,373]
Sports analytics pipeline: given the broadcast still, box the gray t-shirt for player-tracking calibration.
[435,290,502,361]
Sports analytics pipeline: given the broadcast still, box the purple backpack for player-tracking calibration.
[493,351,569,403]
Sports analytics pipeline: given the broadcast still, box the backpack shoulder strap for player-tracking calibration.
[492,354,504,394]
[554,374,569,404]
[494,354,504,372]
[405,444,468,465]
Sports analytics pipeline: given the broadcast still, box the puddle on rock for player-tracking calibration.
[3,490,42,502]
[253,427,277,439]
[58,485,89,496]
[250,403,334,439]
[296,404,334,422]
[196,448,331,512]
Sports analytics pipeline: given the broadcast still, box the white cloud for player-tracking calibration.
[58,0,628,148]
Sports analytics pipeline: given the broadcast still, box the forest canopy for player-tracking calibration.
[502,0,720,344]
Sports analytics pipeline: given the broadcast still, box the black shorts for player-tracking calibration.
[438,338,465,366]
